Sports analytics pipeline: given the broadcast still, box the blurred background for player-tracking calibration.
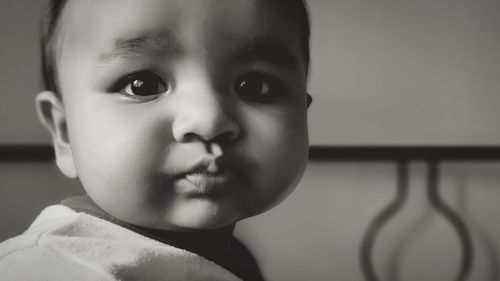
[1,0,499,280]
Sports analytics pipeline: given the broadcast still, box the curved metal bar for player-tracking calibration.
[427,161,473,281]
[386,195,434,281]
[456,175,498,281]
[360,161,409,281]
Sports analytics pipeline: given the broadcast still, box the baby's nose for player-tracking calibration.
[171,86,241,144]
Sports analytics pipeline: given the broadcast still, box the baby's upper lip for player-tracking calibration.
[176,156,228,177]
[173,156,236,195]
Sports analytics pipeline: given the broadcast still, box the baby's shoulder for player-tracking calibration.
[0,204,78,257]
[0,205,117,280]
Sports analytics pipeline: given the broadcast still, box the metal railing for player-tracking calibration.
[309,145,500,281]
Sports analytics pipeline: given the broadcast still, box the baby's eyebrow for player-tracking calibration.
[229,38,301,71]
[95,33,301,71]
[96,31,181,63]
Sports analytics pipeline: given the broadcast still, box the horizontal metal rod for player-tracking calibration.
[0,144,54,162]
[2,144,500,162]
[309,145,500,161]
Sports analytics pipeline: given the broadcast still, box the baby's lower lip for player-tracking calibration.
[175,172,236,195]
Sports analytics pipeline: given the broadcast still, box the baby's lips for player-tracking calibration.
[174,154,234,177]
[179,171,237,195]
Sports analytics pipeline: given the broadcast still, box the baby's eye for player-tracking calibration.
[234,72,282,102]
[114,71,168,98]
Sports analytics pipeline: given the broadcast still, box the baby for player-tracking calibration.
[0,0,311,280]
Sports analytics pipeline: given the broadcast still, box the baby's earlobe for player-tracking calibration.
[306,93,313,108]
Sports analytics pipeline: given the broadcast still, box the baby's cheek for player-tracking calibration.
[246,116,307,208]
[71,125,163,222]
[70,111,159,187]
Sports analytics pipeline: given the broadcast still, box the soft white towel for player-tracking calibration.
[0,205,242,281]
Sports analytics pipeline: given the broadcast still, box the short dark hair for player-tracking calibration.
[40,0,310,94]
[40,0,69,94]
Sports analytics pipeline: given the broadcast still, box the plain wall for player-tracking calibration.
[1,0,500,280]
[306,0,500,145]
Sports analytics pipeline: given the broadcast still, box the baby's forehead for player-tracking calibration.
[56,0,305,70]
[59,0,299,37]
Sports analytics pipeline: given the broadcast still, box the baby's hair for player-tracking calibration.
[40,0,68,95]
[40,0,310,95]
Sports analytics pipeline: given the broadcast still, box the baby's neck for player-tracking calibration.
[135,223,236,261]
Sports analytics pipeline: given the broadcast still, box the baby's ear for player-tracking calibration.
[35,91,78,179]
[306,93,313,108]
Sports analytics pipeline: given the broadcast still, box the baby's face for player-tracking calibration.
[55,0,309,230]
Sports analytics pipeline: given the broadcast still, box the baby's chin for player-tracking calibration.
[112,197,246,231]
[149,188,293,231]
[165,198,244,230]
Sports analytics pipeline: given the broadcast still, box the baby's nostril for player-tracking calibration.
[182,132,199,142]
[210,131,240,146]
